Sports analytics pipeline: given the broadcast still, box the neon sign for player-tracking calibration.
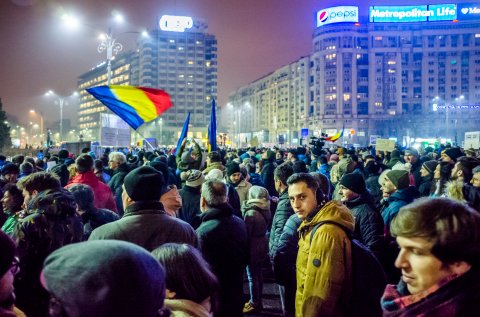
[458,3,480,20]
[159,15,193,32]
[316,6,359,27]
[369,4,457,23]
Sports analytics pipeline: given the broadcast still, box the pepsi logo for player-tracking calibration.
[461,8,469,14]
[319,11,328,22]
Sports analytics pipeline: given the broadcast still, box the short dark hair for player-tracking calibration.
[17,172,61,194]
[292,160,308,173]
[274,162,294,186]
[391,197,480,266]
[3,183,24,211]
[455,157,480,183]
[207,151,222,162]
[287,172,319,193]
[75,154,94,173]
[151,243,219,311]
[68,183,95,210]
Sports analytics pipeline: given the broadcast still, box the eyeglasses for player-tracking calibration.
[10,257,20,275]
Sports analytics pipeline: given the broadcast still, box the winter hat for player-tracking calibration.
[186,169,204,187]
[127,155,139,165]
[386,170,410,190]
[205,168,224,181]
[148,160,170,184]
[41,240,165,317]
[444,148,463,162]
[207,151,222,162]
[422,160,439,174]
[248,185,270,201]
[58,149,69,160]
[337,157,355,176]
[144,151,156,162]
[226,162,241,177]
[123,166,164,201]
[339,173,366,194]
[390,150,401,159]
[404,148,419,157]
[379,169,391,186]
[364,160,381,176]
[12,154,25,165]
[0,231,16,277]
[1,163,19,176]
[465,148,476,157]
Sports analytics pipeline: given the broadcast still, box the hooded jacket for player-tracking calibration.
[14,189,83,317]
[67,170,117,212]
[382,186,420,230]
[296,200,355,317]
[269,189,295,260]
[241,198,271,264]
[108,162,131,216]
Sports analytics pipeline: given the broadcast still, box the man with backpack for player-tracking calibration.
[287,173,385,317]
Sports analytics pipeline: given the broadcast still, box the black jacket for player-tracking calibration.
[418,175,435,197]
[344,192,385,261]
[269,189,294,260]
[261,160,278,197]
[179,185,202,226]
[196,204,249,317]
[108,163,130,216]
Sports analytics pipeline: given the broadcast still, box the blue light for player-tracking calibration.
[369,5,429,23]
[428,4,457,21]
[457,3,480,21]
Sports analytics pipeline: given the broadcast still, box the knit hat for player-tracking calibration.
[205,168,224,181]
[386,170,410,190]
[337,157,355,176]
[127,155,139,165]
[41,240,165,317]
[339,173,366,194]
[58,149,69,160]
[1,163,19,176]
[465,148,476,157]
[444,148,463,162]
[148,160,170,184]
[248,185,270,200]
[123,166,164,201]
[404,148,419,157]
[422,160,439,174]
[0,231,15,277]
[226,162,241,177]
[186,169,204,187]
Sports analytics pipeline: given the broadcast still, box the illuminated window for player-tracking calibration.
[375,36,383,41]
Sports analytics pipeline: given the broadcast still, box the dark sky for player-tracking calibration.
[0,0,469,127]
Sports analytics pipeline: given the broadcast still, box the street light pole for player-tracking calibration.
[97,27,123,85]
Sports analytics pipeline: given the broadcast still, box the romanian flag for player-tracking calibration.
[325,127,344,142]
[207,99,217,153]
[86,85,173,130]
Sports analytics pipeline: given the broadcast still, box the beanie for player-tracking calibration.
[386,170,410,190]
[148,160,170,184]
[205,168,224,181]
[226,162,241,177]
[444,148,463,162]
[186,169,205,187]
[123,166,164,201]
[422,160,439,174]
[339,173,366,194]
[1,163,19,176]
[0,231,15,277]
[41,240,165,317]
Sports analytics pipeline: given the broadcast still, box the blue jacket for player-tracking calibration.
[382,186,420,230]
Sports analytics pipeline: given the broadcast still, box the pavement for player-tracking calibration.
[242,265,283,317]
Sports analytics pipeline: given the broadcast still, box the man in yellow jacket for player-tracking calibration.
[287,173,354,317]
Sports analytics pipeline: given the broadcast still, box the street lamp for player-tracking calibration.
[45,90,78,143]
[29,110,44,143]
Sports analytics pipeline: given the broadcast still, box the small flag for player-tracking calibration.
[325,127,344,142]
[86,85,173,130]
[207,99,217,152]
[174,112,191,156]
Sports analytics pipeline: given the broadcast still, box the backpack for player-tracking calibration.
[310,220,387,317]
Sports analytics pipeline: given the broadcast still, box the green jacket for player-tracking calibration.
[296,201,355,317]
[1,212,20,235]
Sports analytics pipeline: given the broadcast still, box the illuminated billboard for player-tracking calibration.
[458,3,480,20]
[369,4,457,23]
[316,6,359,27]
[159,15,193,32]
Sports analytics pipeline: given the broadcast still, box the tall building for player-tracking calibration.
[227,4,480,147]
[77,15,218,145]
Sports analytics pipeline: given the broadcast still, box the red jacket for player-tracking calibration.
[66,171,117,212]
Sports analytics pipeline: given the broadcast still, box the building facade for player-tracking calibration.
[227,4,480,147]
[77,16,218,145]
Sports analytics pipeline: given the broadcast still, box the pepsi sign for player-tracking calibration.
[458,3,480,20]
[159,15,193,32]
[316,6,359,27]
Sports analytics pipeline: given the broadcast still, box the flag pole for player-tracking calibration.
[134,129,156,151]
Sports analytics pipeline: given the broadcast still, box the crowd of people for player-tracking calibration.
[1,139,480,317]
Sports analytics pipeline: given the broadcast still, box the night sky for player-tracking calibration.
[0,0,470,128]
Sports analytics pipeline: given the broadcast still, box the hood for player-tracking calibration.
[302,200,355,233]
[389,186,420,204]
[68,170,99,185]
[344,191,375,209]
[113,163,130,175]
[29,188,77,217]
[241,198,271,219]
